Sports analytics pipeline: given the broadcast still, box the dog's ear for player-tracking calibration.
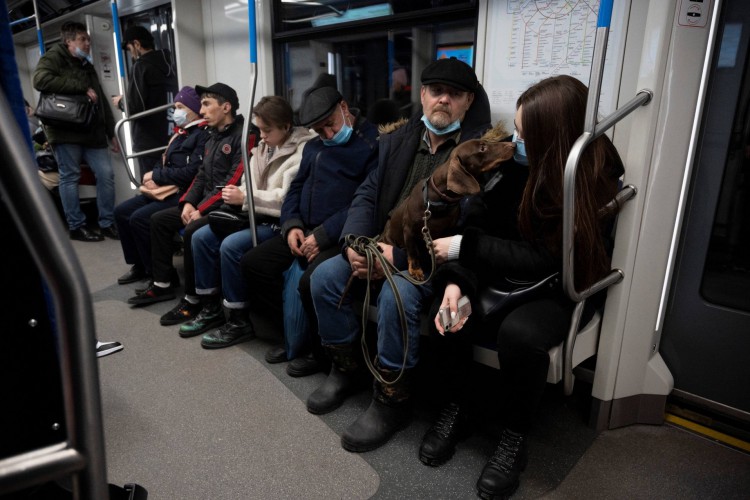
[447,155,481,195]
[491,142,516,163]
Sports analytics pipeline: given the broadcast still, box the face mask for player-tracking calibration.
[512,131,529,166]
[74,47,93,64]
[421,114,460,136]
[322,107,353,147]
[173,108,189,127]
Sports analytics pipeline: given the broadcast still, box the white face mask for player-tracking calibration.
[173,108,189,127]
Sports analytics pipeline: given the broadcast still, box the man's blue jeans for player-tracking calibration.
[51,143,115,231]
[311,254,432,370]
[192,223,279,308]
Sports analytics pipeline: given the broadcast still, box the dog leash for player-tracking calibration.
[344,204,437,385]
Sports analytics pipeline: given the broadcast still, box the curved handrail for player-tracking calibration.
[113,102,174,186]
[562,90,652,303]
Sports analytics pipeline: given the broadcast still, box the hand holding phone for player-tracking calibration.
[439,295,471,331]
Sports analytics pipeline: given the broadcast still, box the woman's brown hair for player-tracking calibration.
[252,96,293,131]
[517,75,624,289]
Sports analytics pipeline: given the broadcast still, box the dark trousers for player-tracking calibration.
[431,295,580,434]
[114,193,179,274]
[240,234,340,343]
[150,205,210,295]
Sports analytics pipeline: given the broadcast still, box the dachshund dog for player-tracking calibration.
[382,138,516,280]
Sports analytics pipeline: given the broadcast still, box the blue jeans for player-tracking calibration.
[51,143,115,230]
[311,255,432,370]
[192,223,279,308]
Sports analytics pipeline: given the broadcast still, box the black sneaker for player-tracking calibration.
[476,429,527,500]
[265,345,288,364]
[96,340,123,358]
[419,402,468,466]
[160,298,202,326]
[127,283,175,306]
[286,352,330,377]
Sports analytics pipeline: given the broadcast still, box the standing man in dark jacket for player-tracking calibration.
[32,21,119,242]
[127,83,253,317]
[112,25,178,178]
[236,87,378,354]
[307,57,492,453]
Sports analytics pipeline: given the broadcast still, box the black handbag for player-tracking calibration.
[35,93,97,130]
[208,205,250,237]
[476,272,561,318]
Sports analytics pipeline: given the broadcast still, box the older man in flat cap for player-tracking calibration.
[237,86,378,356]
[308,57,491,453]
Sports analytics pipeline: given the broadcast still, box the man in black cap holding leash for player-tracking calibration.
[307,57,491,452]
[112,25,177,177]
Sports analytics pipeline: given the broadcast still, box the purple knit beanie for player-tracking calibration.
[174,86,201,114]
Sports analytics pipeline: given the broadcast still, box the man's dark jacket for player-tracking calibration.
[32,43,115,147]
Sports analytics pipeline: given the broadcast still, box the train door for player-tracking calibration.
[661,0,750,423]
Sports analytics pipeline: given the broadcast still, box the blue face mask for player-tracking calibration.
[74,47,93,64]
[322,107,353,147]
[512,131,529,166]
[421,114,461,136]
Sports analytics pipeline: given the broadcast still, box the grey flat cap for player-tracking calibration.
[298,86,343,127]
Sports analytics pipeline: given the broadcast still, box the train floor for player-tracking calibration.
[75,236,750,499]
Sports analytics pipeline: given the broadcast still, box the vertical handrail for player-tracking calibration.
[32,0,43,54]
[242,0,259,246]
[560,0,651,394]
[111,0,129,123]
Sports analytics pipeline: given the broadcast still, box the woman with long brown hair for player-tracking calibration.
[420,75,624,499]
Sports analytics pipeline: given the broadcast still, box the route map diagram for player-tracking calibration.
[482,0,626,127]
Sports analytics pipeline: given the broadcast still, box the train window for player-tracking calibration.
[700,35,750,313]
[272,1,478,122]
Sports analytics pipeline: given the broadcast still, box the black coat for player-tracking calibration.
[151,122,210,193]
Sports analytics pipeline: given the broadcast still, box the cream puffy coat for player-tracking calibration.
[239,126,317,218]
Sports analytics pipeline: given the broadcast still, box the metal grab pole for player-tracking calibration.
[114,102,174,186]
[242,0,259,246]
[31,0,43,54]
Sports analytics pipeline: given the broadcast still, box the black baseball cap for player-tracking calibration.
[121,26,153,50]
[195,82,240,113]
[421,57,478,93]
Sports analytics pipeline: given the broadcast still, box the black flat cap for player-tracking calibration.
[121,26,153,50]
[195,82,240,113]
[421,57,478,92]
[298,86,343,128]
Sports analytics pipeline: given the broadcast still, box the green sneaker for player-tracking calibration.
[178,302,224,338]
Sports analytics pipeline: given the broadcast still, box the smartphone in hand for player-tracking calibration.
[439,296,472,330]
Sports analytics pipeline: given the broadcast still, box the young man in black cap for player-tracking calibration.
[234,86,378,357]
[307,57,491,452]
[127,83,256,325]
[112,25,177,178]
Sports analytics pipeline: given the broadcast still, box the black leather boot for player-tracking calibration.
[306,343,366,415]
[340,366,411,453]
[476,428,527,500]
[200,307,254,349]
[419,402,468,466]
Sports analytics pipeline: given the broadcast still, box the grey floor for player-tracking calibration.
[76,237,750,499]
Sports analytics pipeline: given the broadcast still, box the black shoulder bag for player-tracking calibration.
[476,272,561,318]
[35,93,97,130]
[208,204,250,237]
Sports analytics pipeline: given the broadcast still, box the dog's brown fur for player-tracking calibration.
[382,138,516,280]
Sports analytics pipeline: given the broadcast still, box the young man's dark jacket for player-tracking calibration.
[280,109,379,251]
[124,49,178,153]
[32,43,115,147]
[152,121,210,193]
[180,115,248,215]
[341,86,492,269]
